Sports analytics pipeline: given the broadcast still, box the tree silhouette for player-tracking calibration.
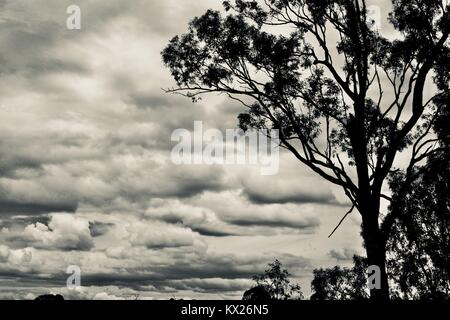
[34,294,65,301]
[386,93,450,300]
[242,285,272,301]
[162,0,450,300]
[311,99,449,300]
[311,256,369,300]
[243,259,304,300]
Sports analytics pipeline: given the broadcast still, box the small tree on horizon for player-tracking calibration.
[244,259,304,300]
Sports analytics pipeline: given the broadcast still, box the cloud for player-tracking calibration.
[93,292,126,300]
[241,171,338,205]
[58,251,310,291]
[193,191,321,234]
[0,145,230,217]
[22,213,94,251]
[0,0,231,219]
[0,235,311,298]
[164,278,251,293]
[126,220,197,249]
[144,199,237,237]
[0,245,10,262]
[0,210,312,297]
[89,221,114,238]
[0,213,94,251]
[328,248,359,262]
[0,0,367,299]
[0,200,77,216]
[228,216,319,229]
[143,196,320,237]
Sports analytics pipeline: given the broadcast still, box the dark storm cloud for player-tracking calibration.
[241,176,339,205]
[0,200,77,216]
[189,226,236,237]
[226,216,320,230]
[0,269,66,287]
[0,155,44,178]
[172,178,227,199]
[244,188,338,205]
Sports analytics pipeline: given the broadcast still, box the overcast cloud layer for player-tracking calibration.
[0,0,369,299]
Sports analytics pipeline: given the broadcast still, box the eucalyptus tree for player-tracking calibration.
[162,0,450,300]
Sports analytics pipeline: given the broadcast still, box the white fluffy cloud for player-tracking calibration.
[23,214,94,251]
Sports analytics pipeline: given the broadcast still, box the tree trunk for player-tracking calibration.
[350,98,390,300]
[362,203,390,301]
[366,236,390,300]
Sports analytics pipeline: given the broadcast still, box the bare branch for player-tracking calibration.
[328,205,355,238]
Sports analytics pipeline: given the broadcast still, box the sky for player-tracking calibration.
[0,0,407,300]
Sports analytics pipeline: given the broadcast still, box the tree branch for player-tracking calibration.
[328,205,355,238]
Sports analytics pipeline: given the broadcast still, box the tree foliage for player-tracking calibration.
[311,256,369,300]
[386,95,450,300]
